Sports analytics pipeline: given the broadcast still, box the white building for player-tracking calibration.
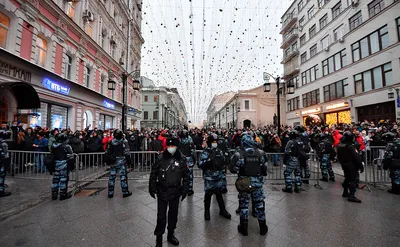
[281,0,400,126]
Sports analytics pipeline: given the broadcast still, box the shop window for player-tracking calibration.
[332,2,342,19]
[144,111,148,120]
[67,1,77,19]
[349,11,362,31]
[0,12,10,49]
[36,37,47,67]
[65,55,73,80]
[368,0,384,18]
[153,111,158,120]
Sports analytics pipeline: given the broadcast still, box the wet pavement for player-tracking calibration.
[1,176,399,247]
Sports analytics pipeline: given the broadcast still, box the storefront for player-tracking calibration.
[324,102,351,126]
[357,101,395,123]
[301,107,321,126]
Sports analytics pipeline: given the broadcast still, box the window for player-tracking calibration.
[144,95,148,102]
[308,6,315,20]
[144,111,148,120]
[101,33,106,48]
[35,37,47,66]
[301,64,319,85]
[299,16,305,28]
[0,12,10,49]
[368,0,384,17]
[298,0,304,11]
[397,18,400,42]
[244,100,250,110]
[86,22,93,37]
[321,36,329,50]
[351,25,389,62]
[322,49,347,76]
[301,52,307,63]
[67,2,76,19]
[318,0,331,8]
[285,48,291,58]
[309,25,316,39]
[319,14,328,30]
[310,44,317,57]
[302,89,320,108]
[100,76,104,94]
[287,97,300,112]
[349,11,362,31]
[300,34,306,46]
[323,79,349,102]
[332,2,342,19]
[333,25,344,41]
[111,43,116,58]
[292,42,298,51]
[153,111,158,120]
[65,55,72,80]
[354,62,392,94]
[85,67,91,88]
[154,95,158,102]
[288,76,299,89]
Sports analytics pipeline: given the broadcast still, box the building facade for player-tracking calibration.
[207,85,284,129]
[281,0,400,126]
[140,77,187,129]
[0,0,143,130]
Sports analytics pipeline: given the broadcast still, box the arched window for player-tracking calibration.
[36,37,47,66]
[0,12,10,48]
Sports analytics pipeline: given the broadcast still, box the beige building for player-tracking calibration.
[206,84,284,129]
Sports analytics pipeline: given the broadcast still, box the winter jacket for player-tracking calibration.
[332,130,342,147]
[70,137,85,153]
[355,135,365,151]
[86,136,102,152]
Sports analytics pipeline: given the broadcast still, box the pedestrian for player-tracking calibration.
[105,129,132,199]
[198,133,231,221]
[337,131,364,203]
[33,131,48,173]
[149,137,189,247]
[0,130,11,197]
[50,133,75,201]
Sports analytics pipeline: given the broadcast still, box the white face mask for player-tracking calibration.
[211,143,218,149]
[167,147,177,155]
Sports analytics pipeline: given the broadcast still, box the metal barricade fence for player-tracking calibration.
[10,151,54,179]
[364,146,391,188]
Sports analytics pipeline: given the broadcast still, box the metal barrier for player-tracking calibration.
[363,146,391,188]
[10,151,55,179]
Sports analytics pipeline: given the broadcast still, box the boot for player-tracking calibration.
[221,188,228,194]
[388,183,400,195]
[156,235,163,247]
[0,191,11,197]
[348,182,361,203]
[60,193,72,201]
[282,187,292,193]
[294,187,300,193]
[187,190,194,196]
[258,220,268,236]
[204,191,212,220]
[302,179,309,184]
[237,219,248,236]
[320,178,328,182]
[123,191,132,198]
[235,207,240,214]
[329,177,335,182]
[342,183,349,198]
[167,232,179,246]
[215,191,231,219]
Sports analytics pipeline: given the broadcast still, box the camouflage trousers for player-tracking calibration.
[284,163,301,189]
[0,165,5,192]
[187,157,194,193]
[390,169,400,185]
[51,160,69,198]
[108,159,129,196]
[238,188,266,220]
[320,154,334,179]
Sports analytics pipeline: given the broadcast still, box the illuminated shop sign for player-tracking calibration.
[42,79,70,95]
[326,102,349,110]
[103,100,115,109]
[301,108,320,115]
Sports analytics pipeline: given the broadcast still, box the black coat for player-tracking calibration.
[337,142,363,171]
[70,137,85,153]
[149,150,190,201]
[86,136,102,152]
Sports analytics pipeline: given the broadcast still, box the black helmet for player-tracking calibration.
[56,133,68,143]
[289,130,299,140]
[294,125,306,133]
[341,131,354,143]
[207,133,218,147]
[382,132,395,142]
[113,129,123,140]
[179,129,188,138]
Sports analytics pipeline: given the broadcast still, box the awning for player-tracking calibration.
[1,82,41,109]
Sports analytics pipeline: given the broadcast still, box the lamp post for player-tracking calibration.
[232,104,235,129]
[108,70,141,131]
[263,72,295,137]
[226,107,229,129]
[218,112,221,128]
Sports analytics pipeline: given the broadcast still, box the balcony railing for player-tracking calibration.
[283,59,300,79]
[280,29,298,49]
[280,13,298,34]
[281,49,299,64]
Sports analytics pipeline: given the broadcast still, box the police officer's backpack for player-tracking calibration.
[44,154,55,173]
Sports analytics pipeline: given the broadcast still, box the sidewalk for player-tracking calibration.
[1,177,399,247]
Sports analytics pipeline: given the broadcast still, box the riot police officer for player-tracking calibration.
[217,133,230,194]
[149,137,190,247]
[382,132,400,195]
[105,129,132,198]
[337,131,363,203]
[318,132,335,182]
[0,130,11,197]
[198,133,231,221]
[231,133,268,236]
[294,126,311,184]
[178,129,196,196]
[282,130,304,193]
[51,133,74,201]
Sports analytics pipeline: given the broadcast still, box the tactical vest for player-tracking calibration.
[300,134,311,153]
[211,149,225,171]
[0,142,5,159]
[179,142,191,156]
[391,142,400,160]
[240,150,262,176]
[112,142,124,157]
[158,159,183,187]
[53,144,68,160]
[318,140,331,155]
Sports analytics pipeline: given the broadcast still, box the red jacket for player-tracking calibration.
[158,130,167,150]
[102,136,113,151]
[332,130,342,147]
[355,135,365,151]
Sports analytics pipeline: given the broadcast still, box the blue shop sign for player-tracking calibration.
[42,79,70,95]
[103,100,115,109]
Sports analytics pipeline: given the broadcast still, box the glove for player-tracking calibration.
[359,166,364,174]
[181,193,187,201]
[150,192,156,199]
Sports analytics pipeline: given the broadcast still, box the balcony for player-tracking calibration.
[283,59,300,79]
[280,29,298,49]
[280,13,298,34]
[281,49,299,64]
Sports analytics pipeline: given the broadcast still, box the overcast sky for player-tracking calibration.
[141,0,293,124]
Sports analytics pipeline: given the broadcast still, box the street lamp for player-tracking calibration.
[108,70,141,131]
[263,72,295,136]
